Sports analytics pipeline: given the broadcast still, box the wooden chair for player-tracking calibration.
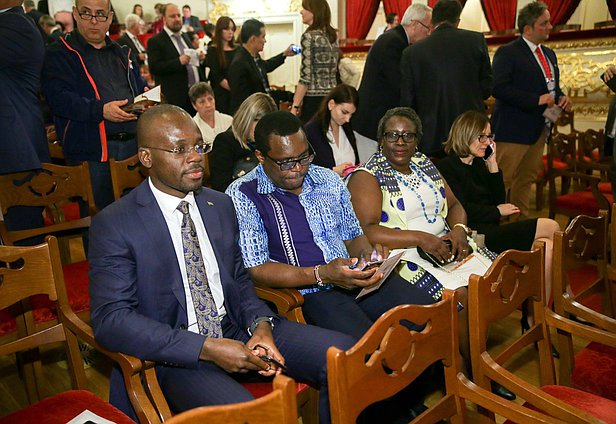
[551,213,616,401]
[548,133,612,221]
[109,154,149,200]
[327,290,567,424]
[0,237,146,424]
[46,126,64,164]
[0,163,96,337]
[468,245,616,423]
[164,375,298,424]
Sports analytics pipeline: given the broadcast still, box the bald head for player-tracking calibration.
[137,104,194,148]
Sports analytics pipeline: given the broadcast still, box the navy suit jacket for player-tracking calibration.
[353,24,409,141]
[147,30,196,112]
[491,37,565,145]
[89,181,274,412]
[0,7,49,174]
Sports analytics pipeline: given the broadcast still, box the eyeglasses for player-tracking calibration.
[383,131,417,144]
[143,143,212,155]
[413,20,431,31]
[476,134,495,143]
[77,10,111,22]
[265,152,315,171]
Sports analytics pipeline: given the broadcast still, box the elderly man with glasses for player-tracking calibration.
[42,0,148,210]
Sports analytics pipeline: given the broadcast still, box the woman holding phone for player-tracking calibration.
[436,111,560,294]
[291,0,339,123]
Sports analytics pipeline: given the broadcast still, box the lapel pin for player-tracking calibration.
[207,201,214,206]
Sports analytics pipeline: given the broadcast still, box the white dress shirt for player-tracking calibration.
[327,125,356,166]
[149,178,226,334]
[164,26,200,85]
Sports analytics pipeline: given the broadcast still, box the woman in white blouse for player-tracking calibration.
[189,82,233,146]
[304,84,360,176]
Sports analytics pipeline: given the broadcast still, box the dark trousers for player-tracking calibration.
[154,318,354,424]
[302,272,437,341]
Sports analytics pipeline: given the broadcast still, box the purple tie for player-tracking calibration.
[173,33,197,87]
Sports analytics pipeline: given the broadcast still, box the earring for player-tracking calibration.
[379,144,383,152]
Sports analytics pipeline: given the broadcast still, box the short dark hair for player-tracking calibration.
[377,107,423,147]
[386,13,397,24]
[255,111,305,155]
[182,4,190,10]
[517,1,548,34]
[188,82,214,104]
[240,18,265,44]
[432,0,462,25]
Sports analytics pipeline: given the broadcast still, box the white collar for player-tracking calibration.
[148,177,197,216]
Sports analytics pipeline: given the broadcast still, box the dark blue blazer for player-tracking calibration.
[354,24,409,141]
[491,37,565,145]
[0,7,49,174]
[89,181,274,413]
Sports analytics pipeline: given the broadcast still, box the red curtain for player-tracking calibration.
[383,0,412,18]
[542,0,582,26]
[480,0,517,31]
[608,0,616,19]
[346,0,381,39]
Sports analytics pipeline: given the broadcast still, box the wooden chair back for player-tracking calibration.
[328,290,567,424]
[0,237,87,403]
[468,245,605,423]
[109,154,148,200]
[164,375,298,424]
[0,163,96,245]
[609,203,616,313]
[551,109,576,136]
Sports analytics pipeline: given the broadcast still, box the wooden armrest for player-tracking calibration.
[545,309,616,345]
[60,309,165,424]
[255,286,307,324]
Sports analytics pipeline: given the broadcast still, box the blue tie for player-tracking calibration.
[177,201,222,338]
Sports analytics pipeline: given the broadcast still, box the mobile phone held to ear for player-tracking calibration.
[483,143,494,161]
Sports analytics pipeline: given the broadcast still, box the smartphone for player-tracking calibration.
[483,143,494,161]
[290,44,302,54]
[259,354,287,372]
[601,72,616,92]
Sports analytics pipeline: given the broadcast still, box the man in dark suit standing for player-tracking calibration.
[148,3,202,113]
[116,13,147,66]
[401,0,492,159]
[0,0,50,237]
[228,19,296,114]
[181,4,202,32]
[492,1,571,219]
[89,104,354,422]
[354,4,432,144]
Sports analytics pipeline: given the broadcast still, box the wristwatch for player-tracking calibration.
[248,316,274,336]
[453,223,472,236]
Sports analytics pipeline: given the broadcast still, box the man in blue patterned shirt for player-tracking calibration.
[226,111,436,341]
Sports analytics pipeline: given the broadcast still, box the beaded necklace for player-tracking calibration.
[393,162,441,224]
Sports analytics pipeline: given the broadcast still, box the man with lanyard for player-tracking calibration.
[491,1,571,220]
[42,0,147,210]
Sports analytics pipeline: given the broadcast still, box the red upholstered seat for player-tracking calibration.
[554,191,614,217]
[504,385,616,424]
[0,390,134,424]
[596,182,612,194]
[243,381,310,399]
[0,260,89,337]
[572,342,616,401]
[43,202,81,227]
[566,264,603,313]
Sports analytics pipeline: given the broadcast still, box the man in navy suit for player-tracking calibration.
[354,3,432,144]
[0,0,49,240]
[88,104,354,423]
[492,1,571,219]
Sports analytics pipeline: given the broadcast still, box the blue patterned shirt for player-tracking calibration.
[226,164,363,269]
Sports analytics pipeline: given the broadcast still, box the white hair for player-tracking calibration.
[125,13,141,29]
[401,3,432,26]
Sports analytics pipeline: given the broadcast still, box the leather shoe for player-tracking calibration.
[407,402,428,419]
[491,382,516,400]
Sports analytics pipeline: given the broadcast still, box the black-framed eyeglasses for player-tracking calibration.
[77,10,111,22]
[413,20,431,31]
[264,150,315,171]
[383,131,417,144]
[143,143,212,155]
[476,134,495,143]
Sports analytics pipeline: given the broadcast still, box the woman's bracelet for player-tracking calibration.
[313,264,325,287]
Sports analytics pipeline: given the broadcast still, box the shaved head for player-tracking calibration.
[137,104,194,148]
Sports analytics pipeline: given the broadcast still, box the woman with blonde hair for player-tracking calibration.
[436,110,560,297]
[291,0,339,123]
[210,93,277,192]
